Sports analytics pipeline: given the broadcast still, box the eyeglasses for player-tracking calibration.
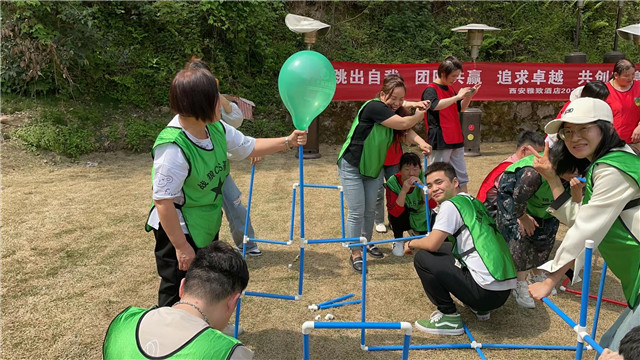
[558,124,599,140]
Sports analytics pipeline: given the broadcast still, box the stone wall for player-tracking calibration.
[317,101,566,144]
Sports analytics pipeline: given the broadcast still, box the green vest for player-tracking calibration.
[145,122,229,248]
[337,99,394,178]
[584,150,640,308]
[446,194,517,282]
[505,154,554,219]
[385,172,428,232]
[103,307,242,360]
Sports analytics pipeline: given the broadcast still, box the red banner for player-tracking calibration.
[331,62,637,102]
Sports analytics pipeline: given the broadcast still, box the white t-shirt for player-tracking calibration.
[433,193,516,291]
[138,307,254,359]
[220,101,244,129]
[146,116,256,232]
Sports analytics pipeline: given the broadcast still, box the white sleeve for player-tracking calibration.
[220,102,244,129]
[539,164,640,280]
[223,121,256,161]
[152,143,189,201]
[432,201,464,236]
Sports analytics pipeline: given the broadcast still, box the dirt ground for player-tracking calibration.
[1,137,626,360]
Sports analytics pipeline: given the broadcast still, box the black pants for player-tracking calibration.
[153,224,218,307]
[413,242,510,314]
[389,210,428,239]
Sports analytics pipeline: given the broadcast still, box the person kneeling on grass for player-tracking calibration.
[404,162,517,336]
[103,241,253,359]
[385,152,429,256]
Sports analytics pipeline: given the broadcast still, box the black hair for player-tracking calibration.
[553,120,625,172]
[611,58,636,79]
[426,161,457,182]
[619,325,640,360]
[580,80,609,101]
[399,152,422,169]
[549,141,590,176]
[437,56,463,79]
[170,60,219,123]
[516,131,545,149]
[182,241,249,305]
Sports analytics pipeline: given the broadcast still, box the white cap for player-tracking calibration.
[544,97,613,134]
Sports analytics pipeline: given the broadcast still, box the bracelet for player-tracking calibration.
[407,240,413,250]
[284,136,291,150]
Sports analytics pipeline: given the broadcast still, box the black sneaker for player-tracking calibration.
[349,256,367,274]
[366,245,384,259]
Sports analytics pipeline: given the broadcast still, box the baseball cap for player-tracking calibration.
[544,97,613,134]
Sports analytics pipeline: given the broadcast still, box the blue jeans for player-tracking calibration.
[222,174,258,251]
[337,158,383,250]
[374,164,399,225]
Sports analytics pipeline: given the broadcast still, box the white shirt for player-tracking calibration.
[146,115,256,232]
[138,307,254,359]
[434,193,517,291]
[539,146,640,283]
[220,101,244,129]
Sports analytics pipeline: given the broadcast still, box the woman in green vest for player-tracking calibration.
[496,147,588,309]
[385,152,429,256]
[529,97,640,353]
[147,59,307,308]
[337,74,431,273]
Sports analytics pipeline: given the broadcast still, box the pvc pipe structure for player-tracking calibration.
[591,262,608,340]
[347,235,424,248]
[243,291,299,301]
[317,293,354,307]
[340,187,345,239]
[249,238,291,245]
[298,146,306,296]
[302,321,412,360]
[289,185,296,242]
[560,266,626,307]
[301,183,341,189]
[241,164,257,259]
[542,297,604,354]
[318,299,361,310]
[361,237,368,346]
[463,323,487,360]
[306,237,360,244]
[575,239,595,359]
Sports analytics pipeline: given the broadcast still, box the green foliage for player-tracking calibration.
[14,115,96,159]
[6,1,640,156]
[123,118,166,152]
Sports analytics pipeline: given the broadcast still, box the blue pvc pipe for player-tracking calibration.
[402,335,411,360]
[347,235,424,248]
[312,321,405,330]
[592,261,608,341]
[368,344,473,350]
[234,297,242,338]
[298,247,305,296]
[576,176,586,182]
[318,299,361,310]
[303,333,310,360]
[463,322,487,360]
[413,181,425,190]
[302,183,340,189]
[317,293,355,307]
[361,245,367,346]
[243,291,297,300]
[290,186,296,242]
[340,191,345,239]
[249,238,290,245]
[576,245,594,360]
[306,237,361,244]
[425,192,431,233]
[542,297,605,354]
[481,344,578,350]
[299,145,305,239]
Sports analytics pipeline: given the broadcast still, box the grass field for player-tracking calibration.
[1,137,626,360]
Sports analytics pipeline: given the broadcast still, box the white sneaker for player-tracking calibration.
[392,241,404,257]
[375,223,388,233]
[528,272,557,296]
[512,280,535,309]
[222,323,244,336]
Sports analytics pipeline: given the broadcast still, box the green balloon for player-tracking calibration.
[278,50,337,130]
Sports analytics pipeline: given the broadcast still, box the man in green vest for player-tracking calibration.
[404,162,517,336]
[103,241,253,359]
